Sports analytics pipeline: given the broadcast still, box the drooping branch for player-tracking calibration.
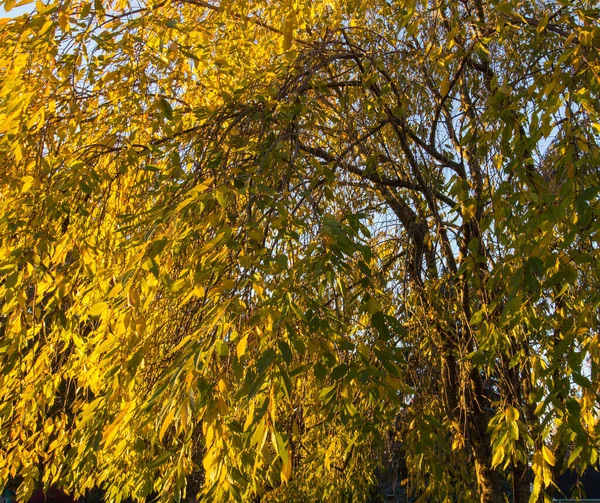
[297,142,457,208]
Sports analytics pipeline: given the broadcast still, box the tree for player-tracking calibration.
[1,0,599,501]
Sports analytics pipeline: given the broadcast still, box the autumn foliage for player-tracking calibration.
[1,0,599,502]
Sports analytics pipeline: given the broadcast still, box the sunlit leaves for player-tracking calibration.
[1,0,600,502]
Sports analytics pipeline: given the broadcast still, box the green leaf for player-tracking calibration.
[4,271,18,289]
[313,362,327,381]
[147,451,172,469]
[317,385,336,402]
[159,98,173,120]
[331,364,348,380]
[371,312,390,339]
[257,348,276,374]
[272,431,289,465]
[215,339,229,357]
[277,340,293,364]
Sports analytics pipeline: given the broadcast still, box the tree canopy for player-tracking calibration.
[1,0,599,502]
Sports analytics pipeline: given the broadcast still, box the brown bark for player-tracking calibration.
[467,364,506,503]
[473,442,505,503]
[513,462,532,503]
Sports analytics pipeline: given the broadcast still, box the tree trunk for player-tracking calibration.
[473,448,505,503]
[470,368,505,503]
[513,462,532,503]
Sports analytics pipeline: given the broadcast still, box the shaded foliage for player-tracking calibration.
[1,0,599,502]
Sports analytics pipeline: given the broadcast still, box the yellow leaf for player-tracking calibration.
[21,175,35,193]
[202,445,220,471]
[542,445,556,466]
[236,335,248,359]
[244,401,255,432]
[218,397,229,415]
[270,384,277,424]
[127,287,140,307]
[462,202,477,220]
[283,12,295,50]
[135,315,146,335]
[281,446,293,482]
[103,403,132,446]
[579,30,592,46]
[491,446,504,468]
[89,302,108,316]
[43,418,54,435]
[532,451,544,476]
[440,78,449,96]
[543,464,552,487]
[159,407,176,442]
[205,422,215,447]
[505,406,519,422]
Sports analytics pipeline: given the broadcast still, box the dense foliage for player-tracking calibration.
[1,0,599,501]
